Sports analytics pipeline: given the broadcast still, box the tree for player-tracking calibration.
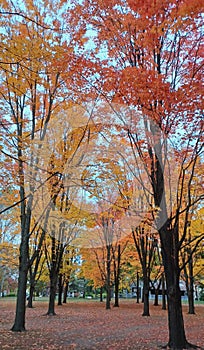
[0,214,19,297]
[59,248,78,304]
[112,241,129,307]
[180,207,204,314]
[0,0,75,331]
[70,1,203,348]
[80,247,106,295]
[27,227,46,308]
[80,216,114,310]
[44,235,64,315]
[132,225,158,316]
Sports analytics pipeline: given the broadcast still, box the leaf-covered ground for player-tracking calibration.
[0,299,203,349]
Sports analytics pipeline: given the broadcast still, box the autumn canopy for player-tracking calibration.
[0,0,203,349]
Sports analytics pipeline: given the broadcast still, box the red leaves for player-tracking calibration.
[0,300,204,349]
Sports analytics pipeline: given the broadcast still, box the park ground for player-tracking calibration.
[0,299,203,350]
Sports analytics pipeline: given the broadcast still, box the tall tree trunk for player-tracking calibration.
[106,245,111,310]
[100,286,103,302]
[11,186,31,331]
[187,288,195,315]
[114,280,119,307]
[46,238,64,315]
[136,272,140,303]
[161,274,166,310]
[27,274,35,308]
[188,256,195,314]
[63,280,69,304]
[161,225,191,348]
[142,288,144,303]
[113,244,120,307]
[153,279,161,306]
[47,271,57,315]
[166,276,187,348]
[11,233,29,331]
[149,119,193,348]
[0,272,6,298]
[154,288,159,306]
[58,273,63,306]
[142,273,150,316]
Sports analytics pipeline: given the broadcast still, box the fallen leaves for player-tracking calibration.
[0,299,203,349]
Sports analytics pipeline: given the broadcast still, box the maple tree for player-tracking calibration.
[112,242,124,307]
[79,208,128,309]
[0,2,203,350]
[79,215,115,310]
[27,225,46,308]
[180,206,204,314]
[38,108,100,314]
[58,248,78,305]
[132,225,158,316]
[0,0,83,331]
[119,239,142,300]
[0,210,19,297]
[43,208,81,315]
[69,1,204,348]
[80,246,106,295]
[150,250,165,308]
[0,186,20,296]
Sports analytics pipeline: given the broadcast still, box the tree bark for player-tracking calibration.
[100,287,103,302]
[148,119,194,348]
[47,272,57,315]
[154,288,159,306]
[136,272,140,303]
[106,245,111,310]
[142,273,150,316]
[27,275,35,308]
[161,225,191,349]
[113,244,120,307]
[161,274,166,310]
[188,256,195,314]
[11,233,29,331]
[166,283,187,349]
[58,273,63,306]
[153,279,161,306]
[114,280,119,307]
[46,237,64,315]
[63,280,69,304]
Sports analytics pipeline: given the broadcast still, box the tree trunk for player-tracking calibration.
[106,245,111,310]
[113,244,120,307]
[63,281,69,304]
[161,274,166,310]
[27,278,35,308]
[187,288,195,315]
[47,272,57,315]
[0,272,6,298]
[142,288,144,303]
[161,226,192,349]
[11,235,29,331]
[100,287,103,302]
[166,283,187,348]
[46,238,64,315]
[114,281,119,307]
[142,265,150,316]
[142,274,150,316]
[154,288,159,306]
[58,273,63,306]
[136,272,140,303]
[153,279,161,306]
[188,256,195,314]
